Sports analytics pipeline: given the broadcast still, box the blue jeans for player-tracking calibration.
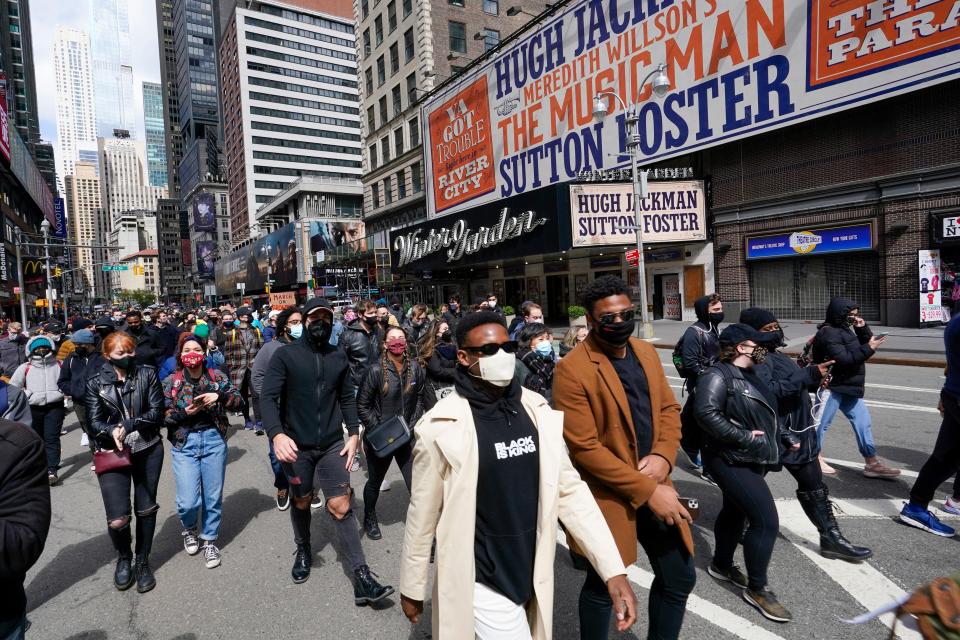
[1,612,26,640]
[816,391,877,459]
[171,428,227,541]
[268,439,288,490]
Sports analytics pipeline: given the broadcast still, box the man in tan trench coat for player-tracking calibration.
[554,276,696,640]
[400,311,637,639]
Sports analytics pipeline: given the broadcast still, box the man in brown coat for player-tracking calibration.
[554,275,696,640]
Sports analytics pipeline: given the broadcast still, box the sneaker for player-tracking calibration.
[254,421,265,436]
[899,502,956,537]
[202,542,221,569]
[351,452,362,473]
[60,427,67,435]
[181,528,201,555]
[819,455,837,475]
[80,432,89,447]
[707,563,749,589]
[276,488,290,511]
[47,473,58,486]
[743,587,792,623]
[243,421,255,431]
[863,460,901,479]
[944,496,960,516]
[310,490,325,510]
[380,478,391,491]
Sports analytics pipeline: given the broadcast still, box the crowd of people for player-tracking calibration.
[0,278,957,639]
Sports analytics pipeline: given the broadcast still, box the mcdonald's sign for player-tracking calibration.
[21,259,43,277]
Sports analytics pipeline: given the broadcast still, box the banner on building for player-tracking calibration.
[196,241,215,276]
[193,193,216,232]
[54,198,67,238]
[215,223,298,295]
[308,219,367,253]
[422,0,960,218]
[745,223,874,260]
[569,181,706,247]
[919,249,946,325]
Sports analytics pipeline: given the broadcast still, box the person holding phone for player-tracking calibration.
[163,333,242,570]
[695,324,792,622]
[357,326,428,540]
[86,331,165,594]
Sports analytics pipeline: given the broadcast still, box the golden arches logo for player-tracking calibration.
[21,259,43,276]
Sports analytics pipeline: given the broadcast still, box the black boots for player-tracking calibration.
[292,543,312,584]
[353,564,394,606]
[797,488,873,562]
[363,509,382,540]
[109,524,134,591]
[134,555,156,593]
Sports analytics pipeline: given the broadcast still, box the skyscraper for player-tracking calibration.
[97,132,166,223]
[54,27,98,191]
[155,0,182,197]
[65,161,108,300]
[89,0,135,138]
[0,0,40,145]
[142,81,168,188]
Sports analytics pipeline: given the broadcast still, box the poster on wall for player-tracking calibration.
[193,193,216,232]
[422,0,960,218]
[308,219,367,253]
[215,223,298,295]
[919,249,946,325]
[196,241,215,276]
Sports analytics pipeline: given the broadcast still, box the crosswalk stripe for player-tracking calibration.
[555,532,789,640]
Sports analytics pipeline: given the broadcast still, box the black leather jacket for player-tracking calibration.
[85,362,165,443]
[338,320,383,387]
[357,358,427,431]
[754,351,822,465]
[693,362,782,467]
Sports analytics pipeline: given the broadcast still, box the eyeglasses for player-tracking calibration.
[461,340,518,356]
[595,309,635,325]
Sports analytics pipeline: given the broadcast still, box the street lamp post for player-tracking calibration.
[40,219,52,322]
[15,230,27,327]
[593,63,671,340]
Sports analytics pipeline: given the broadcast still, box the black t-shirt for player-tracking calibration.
[455,370,539,605]
[611,347,653,457]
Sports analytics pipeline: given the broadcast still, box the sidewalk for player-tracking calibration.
[549,319,947,368]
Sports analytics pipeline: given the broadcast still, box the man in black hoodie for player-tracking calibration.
[0,418,51,639]
[260,298,393,605]
[811,297,900,478]
[677,293,723,471]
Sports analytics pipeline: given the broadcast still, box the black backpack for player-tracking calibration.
[673,326,709,378]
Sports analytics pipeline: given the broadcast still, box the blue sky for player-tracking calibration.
[30,0,161,143]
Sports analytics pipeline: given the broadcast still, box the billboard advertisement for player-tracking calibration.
[569,181,706,247]
[196,240,215,276]
[193,192,216,232]
[422,0,960,218]
[745,222,874,260]
[215,223,298,295]
[308,219,367,253]
[54,197,67,238]
[919,249,946,324]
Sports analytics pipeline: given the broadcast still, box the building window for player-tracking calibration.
[406,73,417,103]
[402,0,412,17]
[377,56,386,84]
[372,182,380,208]
[381,136,391,162]
[374,15,383,45]
[379,96,388,124]
[394,127,404,155]
[397,170,407,199]
[389,43,399,74]
[411,161,422,192]
[365,67,373,94]
[449,21,466,53]
[387,1,397,32]
[404,28,414,62]
[392,86,402,117]
[361,0,369,18]
[409,115,420,146]
[384,175,393,204]
[367,106,376,131]
[449,0,465,6]
[482,28,500,51]
[362,28,371,55]
[483,0,498,14]
[451,64,465,74]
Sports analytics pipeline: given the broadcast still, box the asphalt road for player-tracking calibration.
[22,360,955,640]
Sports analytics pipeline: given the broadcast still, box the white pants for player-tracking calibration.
[474,582,532,640]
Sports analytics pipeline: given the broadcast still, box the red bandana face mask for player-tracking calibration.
[181,352,205,368]
[386,339,407,355]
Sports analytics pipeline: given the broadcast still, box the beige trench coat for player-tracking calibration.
[399,387,626,640]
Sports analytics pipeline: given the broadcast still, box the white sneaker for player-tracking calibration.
[80,432,89,447]
[944,496,960,516]
[380,479,391,491]
[182,528,200,555]
[202,542,221,569]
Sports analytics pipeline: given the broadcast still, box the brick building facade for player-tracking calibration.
[706,80,960,327]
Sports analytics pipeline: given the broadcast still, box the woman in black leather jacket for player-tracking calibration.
[694,323,792,623]
[86,331,165,595]
[358,326,429,540]
[740,307,872,564]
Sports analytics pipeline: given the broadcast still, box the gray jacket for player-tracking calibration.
[251,337,286,398]
[10,338,64,406]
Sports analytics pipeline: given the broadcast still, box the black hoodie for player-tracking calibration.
[454,368,539,606]
[679,295,721,389]
[811,297,874,397]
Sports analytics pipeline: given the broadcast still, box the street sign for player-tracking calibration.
[236,282,245,290]
[101,264,129,271]
[12,286,19,294]
[625,249,640,267]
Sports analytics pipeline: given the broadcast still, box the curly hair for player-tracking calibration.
[275,305,302,341]
[581,275,630,314]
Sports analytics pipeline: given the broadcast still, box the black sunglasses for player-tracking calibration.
[595,309,636,326]
[461,340,519,356]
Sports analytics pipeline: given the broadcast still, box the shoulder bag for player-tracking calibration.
[93,447,132,475]
[365,414,411,458]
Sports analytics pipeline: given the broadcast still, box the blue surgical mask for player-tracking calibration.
[534,341,554,358]
[288,324,303,339]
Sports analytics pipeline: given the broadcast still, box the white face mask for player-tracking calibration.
[471,348,516,387]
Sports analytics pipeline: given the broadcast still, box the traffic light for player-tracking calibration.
[133,265,144,276]
[54,267,62,277]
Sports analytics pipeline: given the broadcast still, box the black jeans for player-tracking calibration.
[362,440,413,514]
[578,507,695,640]
[910,391,960,508]
[98,441,164,521]
[679,391,701,459]
[239,369,253,423]
[785,459,822,493]
[30,402,65,473]
[703,452,778,592]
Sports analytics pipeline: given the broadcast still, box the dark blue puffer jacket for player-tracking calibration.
[811,297,874,397]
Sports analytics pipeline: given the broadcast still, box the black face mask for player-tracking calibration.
[307,321,331,346]
[439,332,452,343]
[96,327,113,339]
[362,315,377,327]
[844,315,856,327]
[592,317,634,347]
[127,324,142,334]
[766,329,786,348]
[708,312,725,325]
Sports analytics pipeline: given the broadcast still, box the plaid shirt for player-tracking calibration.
[221,327,263,387]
